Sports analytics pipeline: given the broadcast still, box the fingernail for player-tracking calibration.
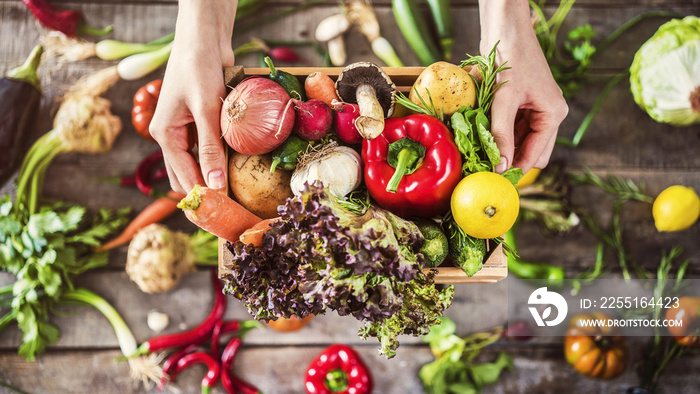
[495,156,508,174]
[207,170,226,190]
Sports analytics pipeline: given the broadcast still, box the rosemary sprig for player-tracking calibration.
[394,89,444,122]
[568,168,653,203]
[460,41,511,115]
[336,189,372,215]
[633,246,689,392]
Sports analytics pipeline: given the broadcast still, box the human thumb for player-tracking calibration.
[195,107,227,191]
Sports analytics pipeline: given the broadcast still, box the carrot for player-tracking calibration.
[177,185,261,243]
[95,190,185,252]
[304,72,339,107]
[239,217,280,247]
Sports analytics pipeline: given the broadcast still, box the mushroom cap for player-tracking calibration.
[335,62,395,117]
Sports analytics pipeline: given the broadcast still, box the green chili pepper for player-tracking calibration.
[270,135,311,173]
[505,223,566,287]
[264,56,305,101]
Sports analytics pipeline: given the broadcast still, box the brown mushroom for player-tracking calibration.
[335,62,395,140]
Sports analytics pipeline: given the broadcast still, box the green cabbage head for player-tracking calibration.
[630,15,700,126]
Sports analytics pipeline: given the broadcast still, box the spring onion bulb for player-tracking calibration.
[96,40,171,61]
[117,41,173,80]
[14,66,122,215]
[60,288,163,388]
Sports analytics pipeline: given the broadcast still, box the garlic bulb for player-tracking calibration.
[290,144,362,197]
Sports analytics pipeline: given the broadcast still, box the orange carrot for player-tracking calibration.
[304,72,339,107]
[96,190,186,252]
[178,185,261,243]
[239,217,280,247]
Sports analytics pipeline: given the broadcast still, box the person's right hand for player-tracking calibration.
[149,0,237,195]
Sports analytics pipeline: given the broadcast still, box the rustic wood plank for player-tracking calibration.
[0,270,512,349]
[1,344,699,394]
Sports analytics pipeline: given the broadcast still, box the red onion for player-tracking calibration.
[220,77,295,155]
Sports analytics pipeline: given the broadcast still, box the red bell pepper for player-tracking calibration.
[666,296,700,347]
[362,114,462,218]
[304,344,372,394]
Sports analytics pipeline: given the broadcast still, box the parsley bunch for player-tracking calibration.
[0,196,129,361]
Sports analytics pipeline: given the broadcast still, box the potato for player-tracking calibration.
[228,152,294,219]
[409,61,477,116]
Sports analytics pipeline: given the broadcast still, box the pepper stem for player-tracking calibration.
[385,138,426,193]
[6,45,43,92]
[386,148,420,193]
[325,369,349,393]
[264,56,277,77]
[77,20,114,37]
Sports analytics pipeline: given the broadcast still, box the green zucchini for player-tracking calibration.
[415,219,449,268]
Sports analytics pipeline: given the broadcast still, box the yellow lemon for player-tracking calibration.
[451,172,520,239]
[652,185,700,232]
[515,168,542,189]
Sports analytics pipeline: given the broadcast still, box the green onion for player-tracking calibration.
[60,288,163,387]
[117,41,173,81]
[61,288,137,357]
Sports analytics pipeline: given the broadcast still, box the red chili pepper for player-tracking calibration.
[362,114,462,218]
[21,0,113,38]
[158,344,198,391]
[210,320,242,361]
[221,337,262,394]
[135,270,226,355]
[172,351,220,394]
[304,344,372,394]
[132,79,162,142]
[136,149,168,198]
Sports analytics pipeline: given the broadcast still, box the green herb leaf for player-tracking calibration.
[501,168,524,185]
[27,211,64,239]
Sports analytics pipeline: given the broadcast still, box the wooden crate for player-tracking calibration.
[218,66,507,284]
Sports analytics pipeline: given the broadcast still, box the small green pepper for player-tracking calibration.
[264,56,305,101]
[505,225,566,287]
[415,219,449,268]
[270,135,311,173]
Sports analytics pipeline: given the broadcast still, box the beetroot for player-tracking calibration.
[333,102,362,144]
[292,99,332,141]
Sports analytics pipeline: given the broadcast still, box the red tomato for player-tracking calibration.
[666,296,700,347]
[131,79,162,142]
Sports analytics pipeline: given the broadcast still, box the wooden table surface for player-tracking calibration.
[1,0,699,393]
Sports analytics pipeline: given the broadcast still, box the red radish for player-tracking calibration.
[268,47,304,64]
[292,99,333,141]
[220,76,295,155]
[333,100,362,144]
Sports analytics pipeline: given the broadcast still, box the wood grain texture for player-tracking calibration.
[1,344,700,394]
